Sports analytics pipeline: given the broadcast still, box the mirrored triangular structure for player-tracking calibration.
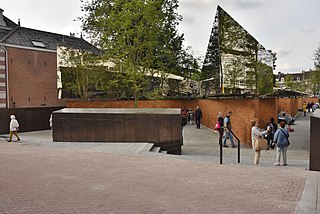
[202,5,276,96]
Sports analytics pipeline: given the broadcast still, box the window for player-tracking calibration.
[31,40,46,48]
[296,77,301,82]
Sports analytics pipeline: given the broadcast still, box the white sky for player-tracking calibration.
[1,0,320,74]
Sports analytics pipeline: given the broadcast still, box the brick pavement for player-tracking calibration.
[0,141,307,214]
[0,111,316,213]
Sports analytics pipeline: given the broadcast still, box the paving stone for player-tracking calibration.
[0,111,318,213]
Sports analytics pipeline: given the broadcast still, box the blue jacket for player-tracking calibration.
[273,128,289,148]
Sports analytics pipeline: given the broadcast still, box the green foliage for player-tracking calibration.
[80,0,197,106]
[59,48,105,100]
[257,63,273,94]
[314,43,320,70]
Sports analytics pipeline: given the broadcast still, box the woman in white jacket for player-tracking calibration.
[8,115,20,142]
[251,118,268,164]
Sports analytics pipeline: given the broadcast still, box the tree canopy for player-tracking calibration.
[80,0,198,106]
[314,43,320,70]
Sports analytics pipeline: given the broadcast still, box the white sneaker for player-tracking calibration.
[274,162,280,166]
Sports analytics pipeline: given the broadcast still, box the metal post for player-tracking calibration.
[238,139,240,163]
[226,127,241,164]
[219,127,223,164]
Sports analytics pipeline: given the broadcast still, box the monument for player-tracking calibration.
[52,108,182,154]
[310,109,320,171]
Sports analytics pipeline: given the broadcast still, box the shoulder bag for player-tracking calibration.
[254,136,268,151]
[214,121,221,130]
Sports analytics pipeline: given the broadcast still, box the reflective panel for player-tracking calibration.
[202,5,276,96]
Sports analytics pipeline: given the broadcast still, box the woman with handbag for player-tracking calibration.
[273,121,290,166]
[215,112,224,145]
[251,118,268,164]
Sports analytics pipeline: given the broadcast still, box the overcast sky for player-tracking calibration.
[1,0,320,74]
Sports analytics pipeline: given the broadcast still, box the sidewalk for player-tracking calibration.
[0,111,318,213]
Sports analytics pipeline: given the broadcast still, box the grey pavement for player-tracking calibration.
[0,111,318,213]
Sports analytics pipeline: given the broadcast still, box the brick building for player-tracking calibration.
[0,8,99,108]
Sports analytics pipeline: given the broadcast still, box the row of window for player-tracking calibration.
[10,96,47,102]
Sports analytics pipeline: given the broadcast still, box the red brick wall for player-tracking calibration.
[298,97,319,109]
[278,98,299,117]
[197,99,257,145]
[67,99,277,146]
[66,98,303,146]
[7,47,63,108]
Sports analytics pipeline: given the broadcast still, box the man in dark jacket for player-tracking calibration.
[194,106,202,129]
[266,117,277,149]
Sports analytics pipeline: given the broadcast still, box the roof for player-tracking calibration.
[1,26,100,54]
[0,15,17,40]
[273,88,307,97]
[3,15,18,28]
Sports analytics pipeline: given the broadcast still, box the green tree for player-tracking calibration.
[314,43,320,69]
[81,0,195,107]
[59,47,104,100]
[257,62,273,94]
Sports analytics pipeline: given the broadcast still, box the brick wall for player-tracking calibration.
[298,97,319,109]
[6,47,67,108]
[68,98,293,146]
[277,98,299,117]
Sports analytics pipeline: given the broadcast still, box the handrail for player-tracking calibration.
[226,126,241,163]
[219,126,241,164]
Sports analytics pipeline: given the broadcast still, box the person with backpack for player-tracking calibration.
[273,121,290,166]
[266,118,277,149]
[8,115,21,142]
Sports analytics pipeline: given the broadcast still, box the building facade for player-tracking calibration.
[275,70,319,96]
[0,8,99,108]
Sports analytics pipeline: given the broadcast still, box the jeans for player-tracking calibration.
[223,130,235,146]
[276,147,288,163]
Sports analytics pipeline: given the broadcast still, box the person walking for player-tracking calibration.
[273,121,290,166]
[8,115,20,142]
[251,118,268,164]
[223,111,236,148]
[180,106,188,127]
[266,117,277,149]
[194,106,202,129]
[307,102,311,113]
[49,114,53,129]
[188,108,194,125]
[302,102,307,117]
[216,112,224,145]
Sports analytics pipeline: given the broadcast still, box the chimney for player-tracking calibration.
[0,9,6,26]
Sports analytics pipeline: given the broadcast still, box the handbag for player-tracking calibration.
[214,121,221,130]
[254,137,268,150]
